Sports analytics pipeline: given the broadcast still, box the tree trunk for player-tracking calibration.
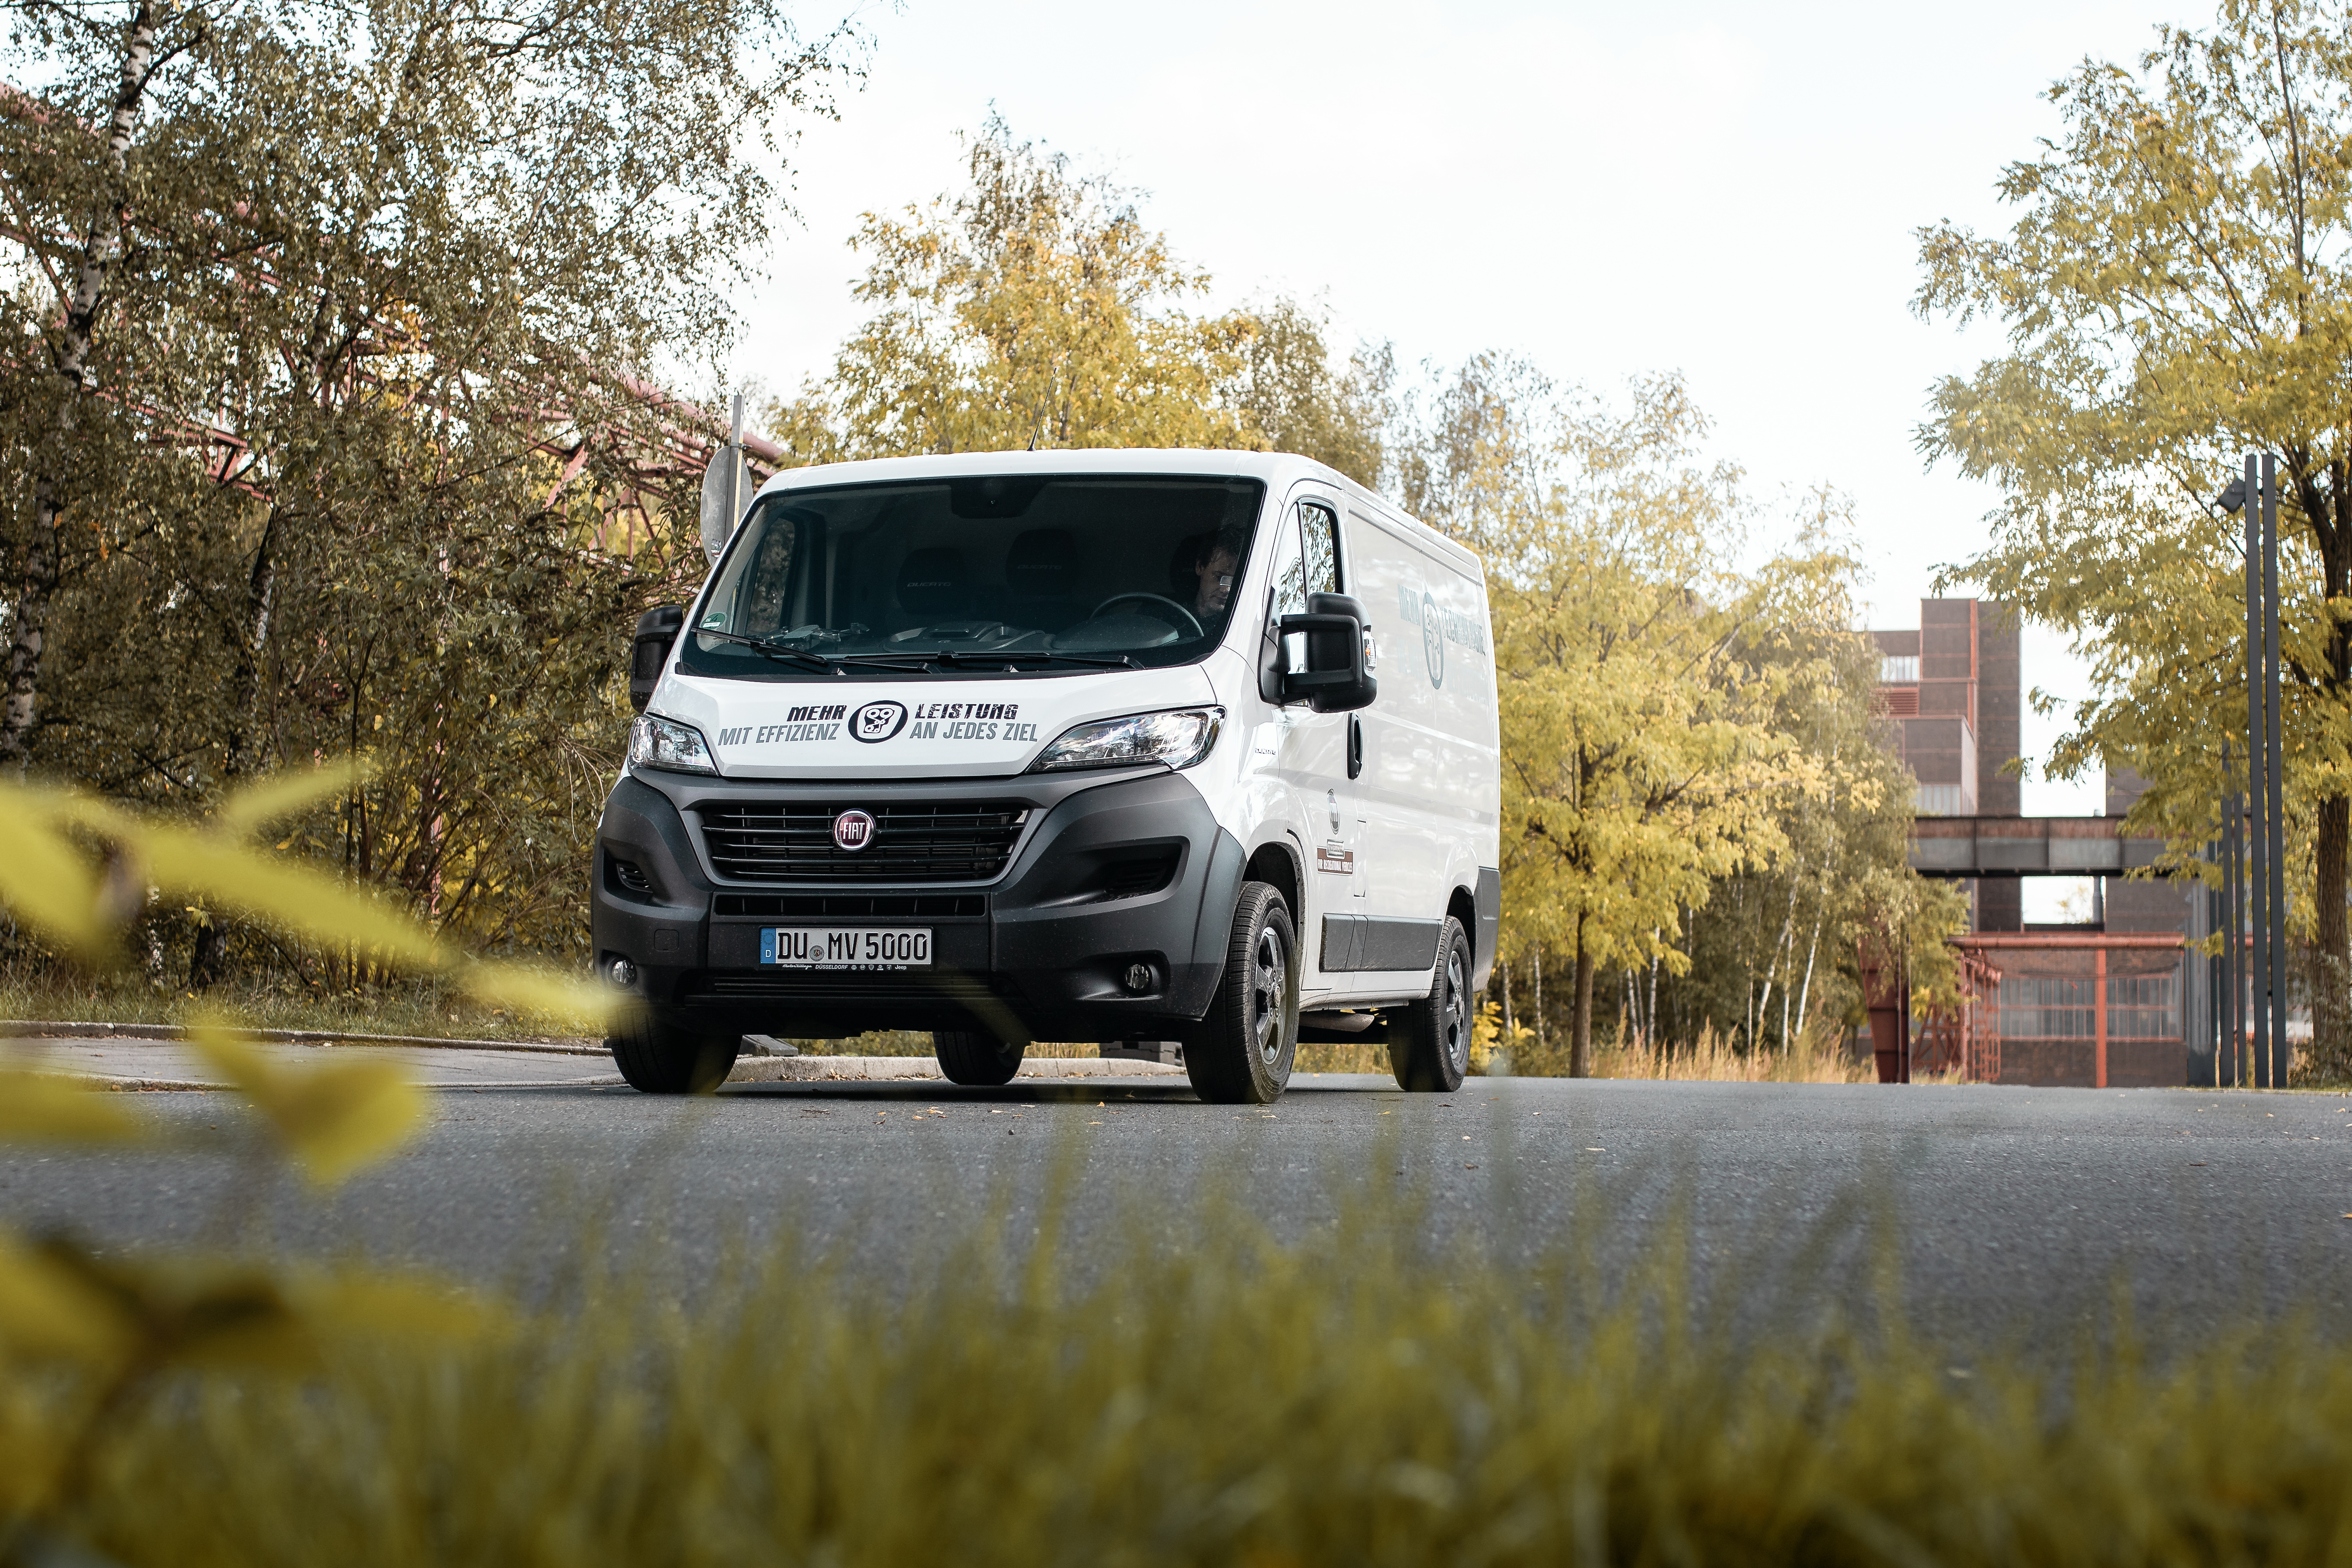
[1760,873,1800,1053]
[1570,916,1595,1078]
[188,917,227,989]
[2301,461,2352,1081]
[1795,913,1823,1041]
[2315,793,2350,1080]
[223,510,280,779]
[0,1,164,771]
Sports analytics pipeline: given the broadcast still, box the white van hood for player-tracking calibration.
[648,665,1224,781]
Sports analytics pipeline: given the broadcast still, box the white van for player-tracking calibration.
[593,450,1500,1103]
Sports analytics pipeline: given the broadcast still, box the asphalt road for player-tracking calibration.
[5,1062,2351,1352]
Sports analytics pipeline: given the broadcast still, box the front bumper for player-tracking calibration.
[590,765,1244,1041]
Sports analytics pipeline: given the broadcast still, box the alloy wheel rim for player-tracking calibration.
[1441,949,1468,1072]
[1252,924,1287,1065]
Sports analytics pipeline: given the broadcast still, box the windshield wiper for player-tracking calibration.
[910,651,1139,670]
[691,628,838,670]
[691,629,929,675]
[693,632,1139,674]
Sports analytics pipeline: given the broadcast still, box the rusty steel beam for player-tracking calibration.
[1909,816,2168,879]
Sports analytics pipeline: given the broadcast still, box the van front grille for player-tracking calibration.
[696,801,1030,883]
[712,893,985,918]
[677,971,1003,1005]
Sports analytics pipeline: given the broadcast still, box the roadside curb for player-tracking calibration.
[91,1075,629,1092]
[0,1020,606,1056]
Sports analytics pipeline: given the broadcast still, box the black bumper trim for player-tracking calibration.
[1319,915,1441,973]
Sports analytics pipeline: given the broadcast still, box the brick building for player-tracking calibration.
[1870,598,2206,1086]
[1871,598,2022,931]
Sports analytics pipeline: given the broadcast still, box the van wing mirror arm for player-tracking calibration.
[629,605,687,713]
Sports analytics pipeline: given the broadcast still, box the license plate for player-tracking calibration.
[760,927,933,969]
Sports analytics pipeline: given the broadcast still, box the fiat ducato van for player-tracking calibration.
[592,449,1501,1104]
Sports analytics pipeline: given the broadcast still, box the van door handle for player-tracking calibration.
[1347,714,1364,780]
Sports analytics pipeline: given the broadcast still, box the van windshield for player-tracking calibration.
[676,475,1266,680]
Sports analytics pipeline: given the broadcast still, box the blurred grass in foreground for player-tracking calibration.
[10,770,2352,1565]
[22,1171,2352,1568]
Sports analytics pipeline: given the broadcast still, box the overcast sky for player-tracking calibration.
[731,0,2193,876]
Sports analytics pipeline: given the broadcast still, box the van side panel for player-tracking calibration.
[1339,504,1501,989]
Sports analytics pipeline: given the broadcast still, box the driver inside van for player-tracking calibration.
[1191,525,1247,618]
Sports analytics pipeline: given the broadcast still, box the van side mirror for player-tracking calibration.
[629,605,686,713]
[1277,592,1377,714]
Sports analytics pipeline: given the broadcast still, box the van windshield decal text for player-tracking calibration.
[717,706,847,747]
[911,703,1021,720]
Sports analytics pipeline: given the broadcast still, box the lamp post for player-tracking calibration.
[2215,458,2290,1088]
[2218,738,2240,1086]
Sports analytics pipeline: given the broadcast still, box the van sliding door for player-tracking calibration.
[1338,505,1494,981]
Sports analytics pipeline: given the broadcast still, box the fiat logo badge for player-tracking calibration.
[832,809,876,852]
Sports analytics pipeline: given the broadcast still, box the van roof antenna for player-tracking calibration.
[1026,425,1039,452]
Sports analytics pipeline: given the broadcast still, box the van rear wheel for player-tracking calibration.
[934,1030,1025,1086]
[1390,917,1472,1093]
[1185,882,1298,1105]
[608,1012,740,1094]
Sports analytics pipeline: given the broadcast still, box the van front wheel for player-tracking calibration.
[1185,882,1298,1105]
[934,1030,1025,1086]
[608,1013,740,1094]
[1390,917,1472,1093]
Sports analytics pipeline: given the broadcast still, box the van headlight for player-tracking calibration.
[1029,707,1224,772]
[628,713,718,775]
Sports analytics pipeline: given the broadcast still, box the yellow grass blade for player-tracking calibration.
[211,762,370,839]
[290,1272,507,1346]
[186,1025,423,1188]
[458,963,618,1033]
[0,1071,146,1146]
[132,828,443,968]
[0,1229,137,1363]
[0,784,105,953]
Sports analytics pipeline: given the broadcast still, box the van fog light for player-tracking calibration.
[608,957,638,988]
[1124,963,1154,994]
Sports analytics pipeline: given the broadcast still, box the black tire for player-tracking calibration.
[1184,882,1298,1105]
[1390,916,1471,1093]
[934,1029,1025,1087]
[608,1011,740,1094]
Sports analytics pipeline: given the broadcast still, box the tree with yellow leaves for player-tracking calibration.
[1916,0,2352,1076]
[770,114,1388,480]
[1409,362,1938,1073]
